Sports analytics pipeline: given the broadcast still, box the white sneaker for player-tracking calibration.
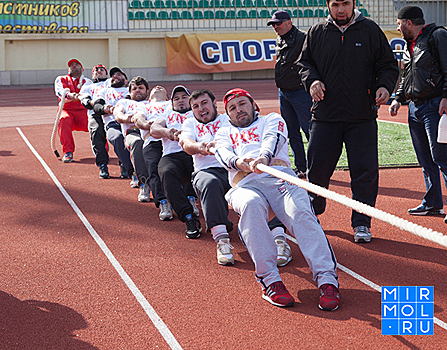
[217,238,234,266]
[130,173,139,188]
[188,196,200,217]
[159,199,173,220]
[353,226,372,243]
[138,183,150,202]
[276,239,292,267]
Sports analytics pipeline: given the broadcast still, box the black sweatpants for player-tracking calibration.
[143,140,165,207]
[88,115,109,167]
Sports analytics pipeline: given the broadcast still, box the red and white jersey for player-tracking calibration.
[214,112,290,187]
[97,86,129,126]
[79,79,110,117]
[115,99,150,136]
[137,100,172,146]
[54,74,91,111]
[181,114,230,171]
[157,110,194,156]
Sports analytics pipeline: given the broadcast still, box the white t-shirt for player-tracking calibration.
[214,112,290,187]
[181,114,230,171]
[79,79,110,117]
[157,110,194,157]
[137,100,172,147]
[115,99,150,135]
[97,86,129,126]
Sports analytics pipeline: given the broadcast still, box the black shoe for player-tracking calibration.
[185,214,201,239]
[408,205,445,216]
[120,165,130,179]
[99,164,110,179]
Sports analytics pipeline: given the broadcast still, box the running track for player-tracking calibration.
[0,81,446,349]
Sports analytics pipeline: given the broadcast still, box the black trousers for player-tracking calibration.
[307,119,378,228]
[125,129,148,186]
[158,151,196,222]
[143,140,165,207]
[88,115,109,167]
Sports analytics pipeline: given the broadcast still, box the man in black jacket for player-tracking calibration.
[389,5,447,221]
[298,0,398,243]
[268,10,312,178]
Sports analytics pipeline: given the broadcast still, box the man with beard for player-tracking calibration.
[93,67,135,184]
[268,10,312,178]
[214,88,339,310]
[79,64,110,178]
[54,59,91,163]
[298,0,398,243]
[389,6,447,222]
[150,86,201,238]
[114,76,152,202]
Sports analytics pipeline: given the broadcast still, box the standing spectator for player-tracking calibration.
[54,58,91,163]
[268,10,312,178]
[79,64,110,178]
[150,86,201,238]
[298,0,399,243]
[389,6,447,221]
[214,88,339,310]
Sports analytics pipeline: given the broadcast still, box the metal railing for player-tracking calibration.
[0,0,445,33]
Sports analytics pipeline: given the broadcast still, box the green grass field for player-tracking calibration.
[290,121,419,169]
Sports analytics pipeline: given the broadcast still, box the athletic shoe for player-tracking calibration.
[130,173,139,188]
[159,199,173,221]
[408,205,445,216]
[138,183,150,202]
[262,281,295,307]
[120,165,130,179]
[444,214,447,224]
[185,214,201,239]
[188,196,200,217]
[276,239,292,267]
[99,164,110,179]
[216,238,234,266]
[62,152,73,163]
[353,226,372,243]
[319,284,340,311]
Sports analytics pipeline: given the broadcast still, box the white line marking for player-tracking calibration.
[16,127,183,350]
[285,233,447,331]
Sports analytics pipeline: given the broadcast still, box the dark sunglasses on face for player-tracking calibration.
[272,20,286,27]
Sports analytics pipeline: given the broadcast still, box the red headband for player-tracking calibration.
[223,88,259,111]
[92,64,107,75]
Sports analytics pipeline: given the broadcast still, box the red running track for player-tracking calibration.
[0,81,446,349]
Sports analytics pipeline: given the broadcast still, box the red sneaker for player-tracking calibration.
[262,281,295,307]
[319,284,340,311]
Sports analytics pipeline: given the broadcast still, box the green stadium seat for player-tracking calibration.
[177,0,188,8]
[276,0,286,7]
[233,0,243,7]
[142,0,154,8]
[171,10,181,18]
[259,9,270,18]
[255,0,265,6]
[193,9,204,18]
[188,0,200,8]
[221,0,232,7]
[204,9,214,18]
[292,9,303,17]
[209,0,221,7]
[244,0,255,6]
[182,10,193,18]
[134,11,146,19]
[308,0,324,5]
[198,0,210,7]
[248,9,258,18]
[226,10,236,18]
[128,11,134,20]
[297,0,307,6]
[237,9,248,18]
[147,11,157,19]
[158,10,170,18]
[265,0,276,7]
[315,8,324,18]
[154,0,166,8]
[288,0,297,6]
[359,8,369,17]
[303,9,313,17]
[215,10,226,18]
[130,1,143,9]
[166,0,177,7]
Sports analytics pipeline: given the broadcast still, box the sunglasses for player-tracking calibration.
[272,20,286,27]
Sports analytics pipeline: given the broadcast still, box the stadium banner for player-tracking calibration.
[166,30,406,75]
[0,0,128,34]
[166,33,278,75]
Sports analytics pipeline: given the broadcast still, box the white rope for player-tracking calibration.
[256,164,447,249]
[51,88,70,157]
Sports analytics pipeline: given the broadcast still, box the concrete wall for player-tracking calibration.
[0,31,274,86]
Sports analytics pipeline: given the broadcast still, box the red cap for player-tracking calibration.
[68,58,83,68]
[223,88,259,112]
[92,64,108,75]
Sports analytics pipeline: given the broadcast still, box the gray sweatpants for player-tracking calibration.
[225,167,338,289]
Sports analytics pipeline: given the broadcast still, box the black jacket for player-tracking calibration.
[395,23,447,104]
[298,14,399,122]
[275,25,306,91]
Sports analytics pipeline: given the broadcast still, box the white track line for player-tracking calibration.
[285,234,447,331]
[16,127,183,350]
